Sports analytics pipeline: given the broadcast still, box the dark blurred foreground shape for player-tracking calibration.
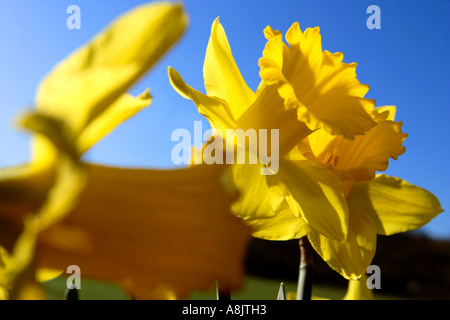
[245,232,450,299]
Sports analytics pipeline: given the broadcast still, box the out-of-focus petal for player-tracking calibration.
[36,164,251,299]
[34,2,187,162]
[77,89,152,154]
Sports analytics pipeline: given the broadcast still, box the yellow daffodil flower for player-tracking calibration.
[0,2,251,300]
[169,19,378,243]
[253,106,443,279]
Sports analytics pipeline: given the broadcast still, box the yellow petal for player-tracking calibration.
[263,25,282,40]
[19,113,78,167]
[343,274,374,300]
[309,107,408,182]
[259,22,376,139]
[247,202,310,240]
[275,159,349,242]
[1,113,87,299]
[308,209,377,280]
[203,18,255,120]
[0,246,13,298]
[373,105,397,121]
[35,268,63,283]
[2,218,46,300]
[229,163,279,219]
[18,112,88,230]
[0,164,53,222]
[347,174,444,236]
[77,89,152,154]
[35,2,186,146]
[36,164,251,299]
[168,66,235,135]
[236,85,313,157]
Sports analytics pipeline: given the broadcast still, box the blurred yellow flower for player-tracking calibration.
[0,2,251,300]
[169,19,378,243]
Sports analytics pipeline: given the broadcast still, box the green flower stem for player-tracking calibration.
[296,236,313,300]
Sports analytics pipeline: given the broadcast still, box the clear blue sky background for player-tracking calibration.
[0,0,449,239]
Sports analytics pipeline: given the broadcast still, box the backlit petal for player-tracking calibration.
[308,209,377,280]
[246,202,310,240]
[259,22,376,139]
[168,66,235,134]
[204,18,255,119]
[229,163,278,219]
[309,107,408,181]
[236,85,313,157]
[347,174,443,236]
[275,159,349,242]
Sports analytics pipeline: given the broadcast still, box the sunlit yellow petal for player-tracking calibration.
[204,18,255,119]
[308,209,376,280]
[259,22,376,139]
[229,163,278,219]
[373,105,396,121]
[168,66,235,134]
[309,107,408,182]
[348,174,443,236]
[263,25,282,40]
[275,159,349,242]
[236,85,313,157]
[36,164,250,299]
[247,202,310,240]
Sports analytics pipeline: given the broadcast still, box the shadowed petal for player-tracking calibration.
[36,164,251,299]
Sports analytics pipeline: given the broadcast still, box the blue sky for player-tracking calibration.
[0,0,449,239]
